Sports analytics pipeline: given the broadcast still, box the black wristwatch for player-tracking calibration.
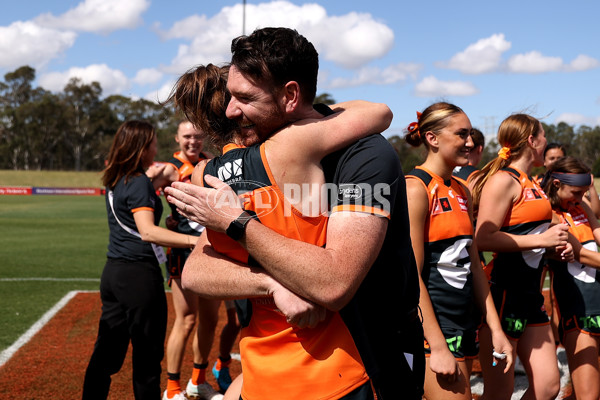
[226,211,253,240]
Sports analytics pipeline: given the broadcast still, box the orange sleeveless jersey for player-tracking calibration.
[202,143,368,400]
[486,167,552,291]
[406,166,476,330]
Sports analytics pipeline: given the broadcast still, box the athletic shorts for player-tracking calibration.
[490,285,549,340]
[559,313,600,341]
[165,248,192,285]
[424,326,479,359]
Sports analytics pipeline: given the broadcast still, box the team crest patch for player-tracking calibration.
[432,197,452,214]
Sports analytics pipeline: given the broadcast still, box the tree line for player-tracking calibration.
[389,120,600,176]
[2,65,599,175]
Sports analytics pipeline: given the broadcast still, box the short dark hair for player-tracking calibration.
[544,142,567,158]
[471,128,485,148]
[230,27,319,103]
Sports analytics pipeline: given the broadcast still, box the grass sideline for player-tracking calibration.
[0,170,170,352]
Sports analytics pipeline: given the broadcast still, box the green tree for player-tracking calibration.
[387,135,425,173]
[314,93,335,105]
[61,78,108,171]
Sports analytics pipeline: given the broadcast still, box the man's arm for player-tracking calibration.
[167,178,388,311]
[182,233,327,328]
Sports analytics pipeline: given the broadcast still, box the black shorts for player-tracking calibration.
[165,248,191,285]
[559,313,600,342]
[424,326,479,359]
[491,285,549,340]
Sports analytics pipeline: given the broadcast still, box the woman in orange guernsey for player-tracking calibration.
[404,102,512,400]
[166,63,394,400]
[542,156,600,400]
[471,113,572,400]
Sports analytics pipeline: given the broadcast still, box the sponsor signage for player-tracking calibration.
[0,186,104,196]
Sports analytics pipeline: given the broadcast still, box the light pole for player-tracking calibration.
[243,0,246,35]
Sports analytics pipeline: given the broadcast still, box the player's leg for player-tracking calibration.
[186,298,222,399]
[563,330,600,400]
[164,278,199,399]
[213,300,241,392]
[517,324,560,400]
[478,324,516,400]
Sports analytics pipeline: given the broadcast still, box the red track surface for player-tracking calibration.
[0,292,241,399]
[0,290,587,399]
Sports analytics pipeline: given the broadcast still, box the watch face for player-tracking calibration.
[226,212,250,240]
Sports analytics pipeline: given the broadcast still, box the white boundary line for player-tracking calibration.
[0,290,94,367]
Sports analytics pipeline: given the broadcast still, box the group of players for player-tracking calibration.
[84,26,600,400]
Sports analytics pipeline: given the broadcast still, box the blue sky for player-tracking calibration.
[1,0,599,140]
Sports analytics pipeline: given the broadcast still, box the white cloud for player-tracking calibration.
[0,21,76,69]
[144,80,177,104]
[326,62,422,89]
[568,54,600,71]
[414,76,479,97]
[34,0,149,34]
[507,51,563,73]
[158,1,393,73]
[555,113,600,127]
[38,64,130,95]
[309,12,394,69]
[438,33,511,74]
[133,68,163,85]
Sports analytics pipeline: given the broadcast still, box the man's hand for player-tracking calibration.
[268,278,327,329]
[165,176,243,232]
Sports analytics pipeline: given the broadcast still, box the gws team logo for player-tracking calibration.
[338,184,363,201]
[432,197,452,215]
[218,159,243,182]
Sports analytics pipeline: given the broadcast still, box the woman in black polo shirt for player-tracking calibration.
[82,120,199,400]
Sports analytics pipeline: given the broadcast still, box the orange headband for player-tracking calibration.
[498,146,511,160]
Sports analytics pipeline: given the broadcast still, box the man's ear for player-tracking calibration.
[282,81,301,113]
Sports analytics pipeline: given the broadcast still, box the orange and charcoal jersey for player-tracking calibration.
[549,206,600,320]
[486,167,553,294]
[452,164,479,187]
[406,166,477,331]
[199,143,369,400]
[166,151,209,236]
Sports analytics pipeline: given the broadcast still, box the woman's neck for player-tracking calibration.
[421,156,454,181]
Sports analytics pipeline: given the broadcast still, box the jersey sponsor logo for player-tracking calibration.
[571,212,588,226]
[217,159,243,183]
[524,188,544,201]
[432,197,452,215]
[338,183,363,201]
[456,195,468,212]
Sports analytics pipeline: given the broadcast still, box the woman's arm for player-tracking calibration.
[406,179,459,379]
[273,100,392,163]
[133,210,197,248]
[583,176,600,219]
[581,202,600,245]
[475,172,568,252]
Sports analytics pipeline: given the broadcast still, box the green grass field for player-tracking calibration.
[0,170,170,351]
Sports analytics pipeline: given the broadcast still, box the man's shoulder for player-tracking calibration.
[323,134,399,179]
